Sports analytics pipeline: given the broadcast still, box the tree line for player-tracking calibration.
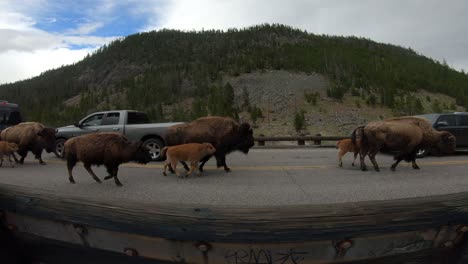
[0,24,467,126]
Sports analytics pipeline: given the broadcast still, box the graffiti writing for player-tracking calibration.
[225,248,307,264]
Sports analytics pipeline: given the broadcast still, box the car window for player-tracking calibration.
[102,112,120,125]
[459,115,468,126]
[127,112,150,124]
[82,114,104,126]
[437,115,456,126]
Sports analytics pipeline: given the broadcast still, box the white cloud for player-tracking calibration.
[0,48,93,84]
[0,1,119,84]
[147,0,468,72]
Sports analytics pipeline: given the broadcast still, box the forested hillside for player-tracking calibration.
[0,24,467,132]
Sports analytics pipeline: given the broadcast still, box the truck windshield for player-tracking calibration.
[127,112,150,124]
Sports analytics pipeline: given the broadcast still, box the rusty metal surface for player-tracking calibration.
[3,211,468,263]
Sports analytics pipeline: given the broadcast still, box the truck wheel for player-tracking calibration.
[416,148,429,158]
[55,138,66,159]
[143,138,165,161]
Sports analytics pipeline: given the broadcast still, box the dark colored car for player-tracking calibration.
[0,100,22,130]
[415,112,468,157]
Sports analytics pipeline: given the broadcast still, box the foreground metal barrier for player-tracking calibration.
[1,183,468,263]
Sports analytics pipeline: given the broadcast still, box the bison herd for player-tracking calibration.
[0,115,457,187]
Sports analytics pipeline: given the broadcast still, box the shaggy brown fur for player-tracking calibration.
[164,116,254,172]
[0,141,19,167]
[162,143,216,178]
[0,122,56,165]
[336,138,360,167]
[64,132,152,186]
[352,116,456,172]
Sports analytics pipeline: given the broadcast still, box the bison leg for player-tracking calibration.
[352,151,358,167]
[198,154,213,173]
[367,149,380,172]
[215,153,230,172]
[187,161,198,177]
[112,167,122,187]
[66,156,77,184]
[390,157,403,171]
[84,163,102,183]
[32,148,46,165]
[359,147,368,171]
[171,161,183,178]
[163,162,169,176]
[8,154,15,168]
[10,152,20,164]
[17,149,27,164]
[0,154,3,167]
[180,161,190,172]
[338,150,346,167]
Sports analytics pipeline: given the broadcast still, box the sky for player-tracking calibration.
[1,0,467,85]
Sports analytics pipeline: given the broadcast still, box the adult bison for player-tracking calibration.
[64,132,152,186]
[0,122,56,165]
[164,116,255,172]
[352,116,456,172]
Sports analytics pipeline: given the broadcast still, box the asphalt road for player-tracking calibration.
[1,148,468,207]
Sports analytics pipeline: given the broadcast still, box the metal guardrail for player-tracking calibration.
[255,135,348,146]
[2,184,468,263]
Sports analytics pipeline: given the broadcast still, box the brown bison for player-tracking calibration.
[164,116,255,172]
[352,116,456,172]
[162,143,216,178]
[0,122,56,165]
[336,138,360,167]
[0,141,19,167]
[64,132,152,187]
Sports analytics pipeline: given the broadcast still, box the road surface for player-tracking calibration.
[1,148,468,207]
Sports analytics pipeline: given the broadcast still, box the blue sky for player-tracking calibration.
[1,0,467,84]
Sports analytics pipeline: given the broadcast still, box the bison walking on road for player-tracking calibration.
[0,141,19,167]
[336,138,360,167]
[352,117,456,172]
[0,122,56,165]
[164,116,255,172]
[64,132,152,186]
[162,143,216,178]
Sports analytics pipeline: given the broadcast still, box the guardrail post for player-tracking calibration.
[314,134,322,145]
[297,139,305,146]
[258,134,265,146]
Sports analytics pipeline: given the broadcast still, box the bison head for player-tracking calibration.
[37,127,57,153]
[237,122,255,154]
[434,131,456,155]
[202,142,217,155]
[132,142,153,164]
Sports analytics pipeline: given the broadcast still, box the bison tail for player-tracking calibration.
[161,147,168,159]
[351,126,367,151]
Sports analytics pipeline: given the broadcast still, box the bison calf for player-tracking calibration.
[0,141,19,167]
[64,132,152,186]
[162,143,216,178]
[336,138,360,167]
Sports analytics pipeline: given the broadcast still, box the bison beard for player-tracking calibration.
[165,116,255,173]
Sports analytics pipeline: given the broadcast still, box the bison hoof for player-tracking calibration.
[413,165,420,170]
[374,168,380,172]
[361,167,368,171]
[351,163,355,167]
[163,172,167,176]
[69,180,76,184]
[104,175,113,180]
[116,183,123,187]
[40,162,46,165]
[224,168,231,172]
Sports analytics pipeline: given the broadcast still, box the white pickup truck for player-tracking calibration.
[55,110,181,161]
